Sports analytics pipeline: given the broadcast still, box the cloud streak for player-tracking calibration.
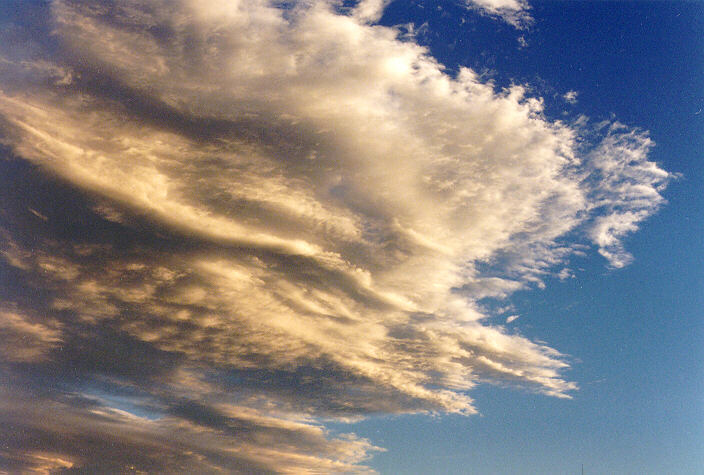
[0,0,671,472]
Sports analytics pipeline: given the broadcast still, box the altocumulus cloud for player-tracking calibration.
[0,0,671,472]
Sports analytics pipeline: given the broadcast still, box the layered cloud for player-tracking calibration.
[1,381,380,474]
[0,0,671,472]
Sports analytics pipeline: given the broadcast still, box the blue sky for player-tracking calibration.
[0,1,701,473]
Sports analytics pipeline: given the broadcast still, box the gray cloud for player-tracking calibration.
[0,0,671,472]
[0,382,379,474]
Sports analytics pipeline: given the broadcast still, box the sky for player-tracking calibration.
[0,0,701,473]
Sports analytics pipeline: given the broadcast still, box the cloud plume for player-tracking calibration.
[0,0,671,472]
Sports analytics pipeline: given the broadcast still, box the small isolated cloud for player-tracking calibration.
[506,315,520,324]
[27,207,49,221]
[464,0,532,27]
[0,0,672,472]
[564,90,579,104]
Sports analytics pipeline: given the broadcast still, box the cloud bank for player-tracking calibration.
[0,0,671,472]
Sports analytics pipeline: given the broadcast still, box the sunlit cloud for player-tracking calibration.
[0,309,62,363]
[0,382,380,474]
[0,0,671,471]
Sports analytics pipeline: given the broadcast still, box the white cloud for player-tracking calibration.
[353,0,391,23]
[564,90,578,104]
[463,0,532,27]
[584,123,671,268]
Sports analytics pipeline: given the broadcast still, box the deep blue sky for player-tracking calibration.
[340,2,704,473]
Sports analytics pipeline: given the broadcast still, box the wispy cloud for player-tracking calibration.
[564,90,579,104]
[0,0,671,471]
[463,0,532,27]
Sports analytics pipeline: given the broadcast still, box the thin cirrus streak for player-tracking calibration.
[0,0,671,472]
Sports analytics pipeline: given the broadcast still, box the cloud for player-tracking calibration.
[0,382,380,474]
[0,0,672,471]
[0,309,62,363]
[463,0,532,27]
[585,123,671,268]
[564,90,578,104]
[352,0,392,23]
